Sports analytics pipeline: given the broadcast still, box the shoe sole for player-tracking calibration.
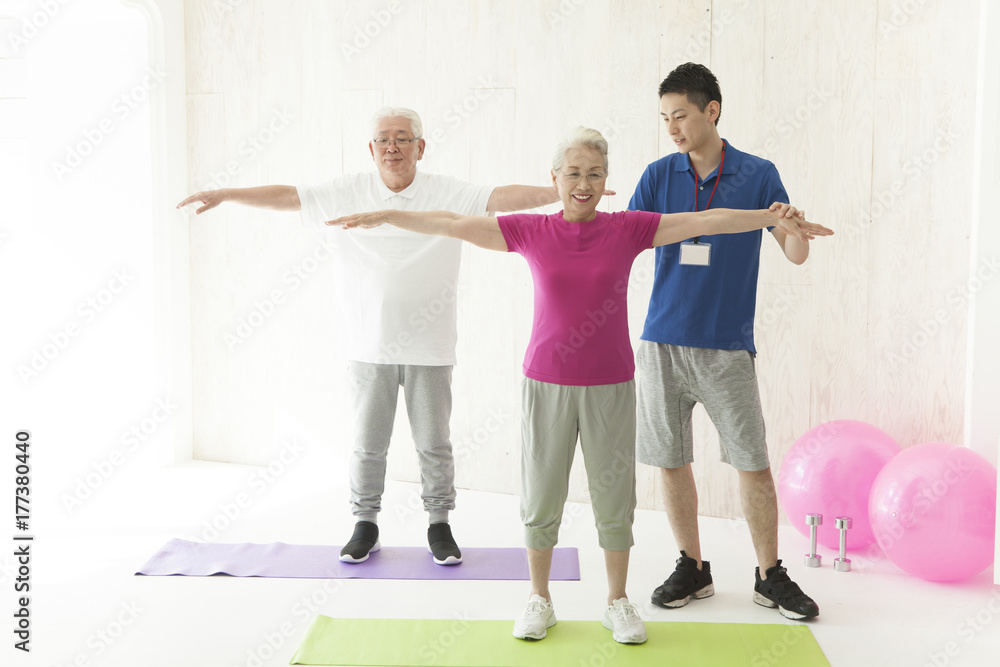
[752,591,818,620]
[431,553,462,565]
[651,583,715,609]
[427,546,462,565]
[513,616,556,640]
[339,540,381,563]
[601,618,647,644]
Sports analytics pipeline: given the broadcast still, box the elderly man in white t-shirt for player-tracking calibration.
[178,107,564,565]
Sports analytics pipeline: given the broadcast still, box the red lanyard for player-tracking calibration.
[692,140,726,212]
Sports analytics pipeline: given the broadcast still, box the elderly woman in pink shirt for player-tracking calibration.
[329,127,831,645]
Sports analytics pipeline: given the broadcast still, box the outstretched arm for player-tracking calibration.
[652,203,832,247]
[327,210,508,252]
[487,185,557,212]
[176,186,301,214]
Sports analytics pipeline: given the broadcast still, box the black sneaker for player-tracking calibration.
[339,521,380,563]
[428,522,462,565]
[651,550,714,608]
[753,560,819,620]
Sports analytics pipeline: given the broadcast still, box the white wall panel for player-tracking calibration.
[184,0,981,524]
[764,0,881,526]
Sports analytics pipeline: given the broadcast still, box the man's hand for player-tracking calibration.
[176,189,228,214]
[769,201,806,220]
[768,202,833,242]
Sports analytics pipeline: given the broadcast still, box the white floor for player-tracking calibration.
[20,461,1000,667]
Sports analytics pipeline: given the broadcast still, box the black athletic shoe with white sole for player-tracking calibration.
[753,560,819,620]
[651,550,715,608]
[427,522,462,565]
[339,521,380,563]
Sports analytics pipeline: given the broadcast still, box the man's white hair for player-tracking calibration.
[371,106,424,139]
[552,126,609,173]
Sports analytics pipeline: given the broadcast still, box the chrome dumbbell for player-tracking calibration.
[834,516,852,572]
[804,513,822,567]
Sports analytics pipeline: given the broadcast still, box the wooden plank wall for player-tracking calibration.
[183,0,980,523]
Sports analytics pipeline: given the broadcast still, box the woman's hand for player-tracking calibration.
[768,203,834,241]
[326,210,396,229]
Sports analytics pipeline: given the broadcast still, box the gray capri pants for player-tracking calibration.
[348,361,456,524]
[635,341,769,472]
[520,377,637,551]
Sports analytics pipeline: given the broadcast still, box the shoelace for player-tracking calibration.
[614,602,640,623]
[665,563,699,588]
[767,568,806,598]
[525,600,549,616]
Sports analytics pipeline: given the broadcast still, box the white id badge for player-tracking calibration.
[679,242,711,266]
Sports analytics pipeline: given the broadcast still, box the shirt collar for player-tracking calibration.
[376,170,423,200]
[673,139,741,177]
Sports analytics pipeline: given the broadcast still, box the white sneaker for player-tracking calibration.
[603,598,647,644]
[512,594,556,640]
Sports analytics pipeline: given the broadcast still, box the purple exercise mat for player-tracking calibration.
[136,539,580,580]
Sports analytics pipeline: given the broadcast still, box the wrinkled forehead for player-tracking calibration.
[374,116,415,137]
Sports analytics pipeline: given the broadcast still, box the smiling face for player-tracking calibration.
[369,115,425,192]
[660,92,719,155]
[551,146,607,223]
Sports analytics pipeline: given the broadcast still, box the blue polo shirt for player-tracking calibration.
[629,141,788,353]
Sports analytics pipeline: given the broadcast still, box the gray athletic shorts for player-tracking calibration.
[635,341,769,471]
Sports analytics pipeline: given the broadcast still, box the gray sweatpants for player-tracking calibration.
[520,378,637,551]
[348,361,456,524]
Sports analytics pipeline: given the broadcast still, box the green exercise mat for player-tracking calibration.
[290,615,829,666]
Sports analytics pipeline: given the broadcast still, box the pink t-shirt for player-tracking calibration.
[498,210,661,386]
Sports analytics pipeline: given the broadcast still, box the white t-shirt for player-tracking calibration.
[297,171,494,365]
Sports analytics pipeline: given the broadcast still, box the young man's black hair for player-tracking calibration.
[658,62,723,125]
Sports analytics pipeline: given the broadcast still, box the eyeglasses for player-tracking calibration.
[372,137,421,147]
[559,169,607,183]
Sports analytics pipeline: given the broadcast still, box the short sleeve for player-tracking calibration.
[296,183,328,229]
[498,214,538,255]
[758,163,789,208]
[759,164,789,231]
[296,177,362,229]
[624,210,661,251]
[429,174,494,217]
[628,164,656,212]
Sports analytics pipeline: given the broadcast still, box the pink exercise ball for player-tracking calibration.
[869,443,997,582]
[778,420,901,550]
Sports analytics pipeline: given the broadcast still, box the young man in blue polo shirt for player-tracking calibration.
[630,63,819,620]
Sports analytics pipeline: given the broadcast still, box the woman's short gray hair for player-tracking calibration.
[371,106,424,139]
[552,126,609,173]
